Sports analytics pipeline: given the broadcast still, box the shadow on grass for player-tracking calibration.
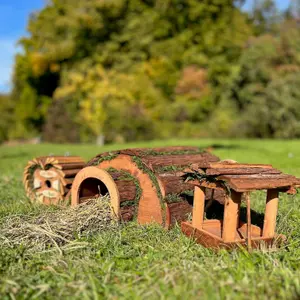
[206,143,242,150]
[206,200,265,228]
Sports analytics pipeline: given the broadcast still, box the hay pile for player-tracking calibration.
[0,195,118,254]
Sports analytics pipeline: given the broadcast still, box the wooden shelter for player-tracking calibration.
[181,161,296,250]
[23,156,85,205]
[71,146,223,227]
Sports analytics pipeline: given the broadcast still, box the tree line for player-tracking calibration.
[1,0,300,144]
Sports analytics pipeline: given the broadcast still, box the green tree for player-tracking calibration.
[0,94,14,143]
[11,0,252,142]
[221,20,300,138]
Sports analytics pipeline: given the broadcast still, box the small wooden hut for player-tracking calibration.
[181,161,297,250]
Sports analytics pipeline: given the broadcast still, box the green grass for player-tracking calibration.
[1,139,300,299]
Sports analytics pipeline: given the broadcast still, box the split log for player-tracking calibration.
[72,146,221,227]
[23,156,85,205]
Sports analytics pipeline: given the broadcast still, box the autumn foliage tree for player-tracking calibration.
[4,0,299,143]
[8,0,253,142]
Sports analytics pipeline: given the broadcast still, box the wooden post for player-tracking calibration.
[245,192,252,251]
[222,190,241,242]
[263,189,279,238]
[192,186,205,230]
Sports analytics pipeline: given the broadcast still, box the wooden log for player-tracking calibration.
[38,156,84,163]
[23,156,85,205]
[158,173,195,194]
[166,201,192,226]
[85,147,222,227]
[119,146,202,156]
[222,191,241,242]
[263,189,279,238]
[61,163,86,170]
[87,146,205,166]
[63,168,84,178]
[120,206,135,222]
[72,167,121,217]
[97,155,166,226]
[158,173,226,204]
[142,153,220,170]
[104,170,137,203]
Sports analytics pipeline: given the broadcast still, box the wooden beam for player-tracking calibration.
[245,192,252,251]
[192,186,205,230]
[222,190,242,242]
[263,189,279,238]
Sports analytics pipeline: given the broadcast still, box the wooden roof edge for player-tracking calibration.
[190,177,297,193]
[208,162,274,169]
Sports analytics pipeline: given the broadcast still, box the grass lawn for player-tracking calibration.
[1,139,300,299]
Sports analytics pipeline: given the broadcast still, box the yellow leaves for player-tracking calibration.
[175,66,211,100]
[50,63,60,73]
[55,62,169,136]
[54,84,77,99]
[30,52,49,77]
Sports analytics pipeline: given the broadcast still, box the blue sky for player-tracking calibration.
[0,0,290,93]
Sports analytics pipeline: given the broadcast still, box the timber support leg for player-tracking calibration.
[263,189,279,238]
[192,186,206,230]
[222,190,242,242]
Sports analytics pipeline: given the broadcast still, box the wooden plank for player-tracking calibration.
[222,191,241,242]
[263,189,279,238]
[217,174,296,192]
[209,162,273,169]
[38,156,84,164]
[61,163,86,170]
[192,186,205,230]
[63,168,83,178]
[206,167,281,176]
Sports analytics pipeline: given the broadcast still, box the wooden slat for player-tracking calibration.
[63,168,83,178]
[38,156,84,164]
[206,167,281,176]
[217,174,296,192]
[60,163,86,170]
[209,162,273,169]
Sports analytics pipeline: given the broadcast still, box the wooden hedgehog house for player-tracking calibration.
[23,156,85,204]
[71,146,224,227]
[181,161,297,250]
[23,146,298,250]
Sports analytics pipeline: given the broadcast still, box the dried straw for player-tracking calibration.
[0,195,118,254]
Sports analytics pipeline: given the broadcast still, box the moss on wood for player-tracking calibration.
[139,148,204,157]
[105,167,142,207]
[183,171,231,195]
[131,156,166,225]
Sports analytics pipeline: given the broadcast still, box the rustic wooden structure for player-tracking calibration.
[71,146,222,227]
[23,156,85,205]
[181,161,296,250]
